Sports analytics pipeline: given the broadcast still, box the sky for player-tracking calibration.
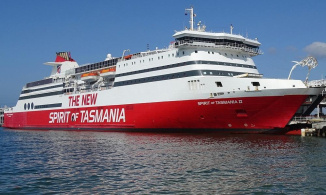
[0,0,326,106]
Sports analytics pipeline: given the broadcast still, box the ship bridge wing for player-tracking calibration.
[173,30,262,56]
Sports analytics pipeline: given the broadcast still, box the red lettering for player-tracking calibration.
[69,96,73,106]
[91,93,98,105]
[81,93,98,105]
[68,95,80,107]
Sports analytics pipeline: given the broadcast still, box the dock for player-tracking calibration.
[288,79,326,136]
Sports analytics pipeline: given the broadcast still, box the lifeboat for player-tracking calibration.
[81,72,99,82]
[124,54,132,60]
[100,66,116,78]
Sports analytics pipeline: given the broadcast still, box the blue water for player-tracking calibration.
[1,127,326,194]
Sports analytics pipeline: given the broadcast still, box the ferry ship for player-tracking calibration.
[3,7,324,133]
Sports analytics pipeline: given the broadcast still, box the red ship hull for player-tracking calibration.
[4,94,308,133]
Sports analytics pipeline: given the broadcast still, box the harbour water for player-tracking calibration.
[1,127,326,194]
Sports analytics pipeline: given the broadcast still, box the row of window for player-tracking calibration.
[22,84,63,94]
[115,69,247,87]
[116,60,256,78]
[19,91,63,100]
[175,36,259,50]
[26,78,53,88]
[197,50,248,58]
[24,102,34,110]
[120,50,248,68]
[214,81,260,88]
[23,102,63,110]
[122,53,176,67]
[188,80,204,90]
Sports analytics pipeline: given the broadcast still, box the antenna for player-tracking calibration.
[230,24,234,34]
[185,6,195,31]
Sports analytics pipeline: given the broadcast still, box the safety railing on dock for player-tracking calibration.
[290,116,326,124]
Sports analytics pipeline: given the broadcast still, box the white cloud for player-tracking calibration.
[268,47,277,54]
[304,42,326,59]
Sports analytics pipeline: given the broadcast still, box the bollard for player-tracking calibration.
[301,128,306,137]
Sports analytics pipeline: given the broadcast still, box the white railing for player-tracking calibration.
[174,40,262,55]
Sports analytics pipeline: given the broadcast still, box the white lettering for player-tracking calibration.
[76,108,126,123]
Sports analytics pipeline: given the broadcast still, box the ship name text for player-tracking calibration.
[198,99,243,106]
[68,93,98,107]
[48,108,126,124]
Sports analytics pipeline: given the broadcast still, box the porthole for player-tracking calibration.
[24,103,27,110]
[28,103,30,110]
[31,103,34,109]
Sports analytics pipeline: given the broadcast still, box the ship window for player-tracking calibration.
[215,82,223,87]
[208,51,210,54]
[24,103,26,110]
[212,52,214,54]
[195,50,198,53]
[183,51,185,55]
[161,56,163,59]
[252,82,260,86]
[172,53,175,57]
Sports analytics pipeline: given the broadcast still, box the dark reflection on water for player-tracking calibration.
[1,128,326,194]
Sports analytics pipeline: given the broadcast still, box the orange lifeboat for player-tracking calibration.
[100,66,116,78]
[81,72,99,82]
[124,54,132,60]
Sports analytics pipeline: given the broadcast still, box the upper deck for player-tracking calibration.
[173,30,262,56]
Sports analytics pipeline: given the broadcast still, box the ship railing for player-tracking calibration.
[63,85,113,95]
[308,79,326,88]
[291,116,326,123]
[118,49,170,62]
[174,40,263,55]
